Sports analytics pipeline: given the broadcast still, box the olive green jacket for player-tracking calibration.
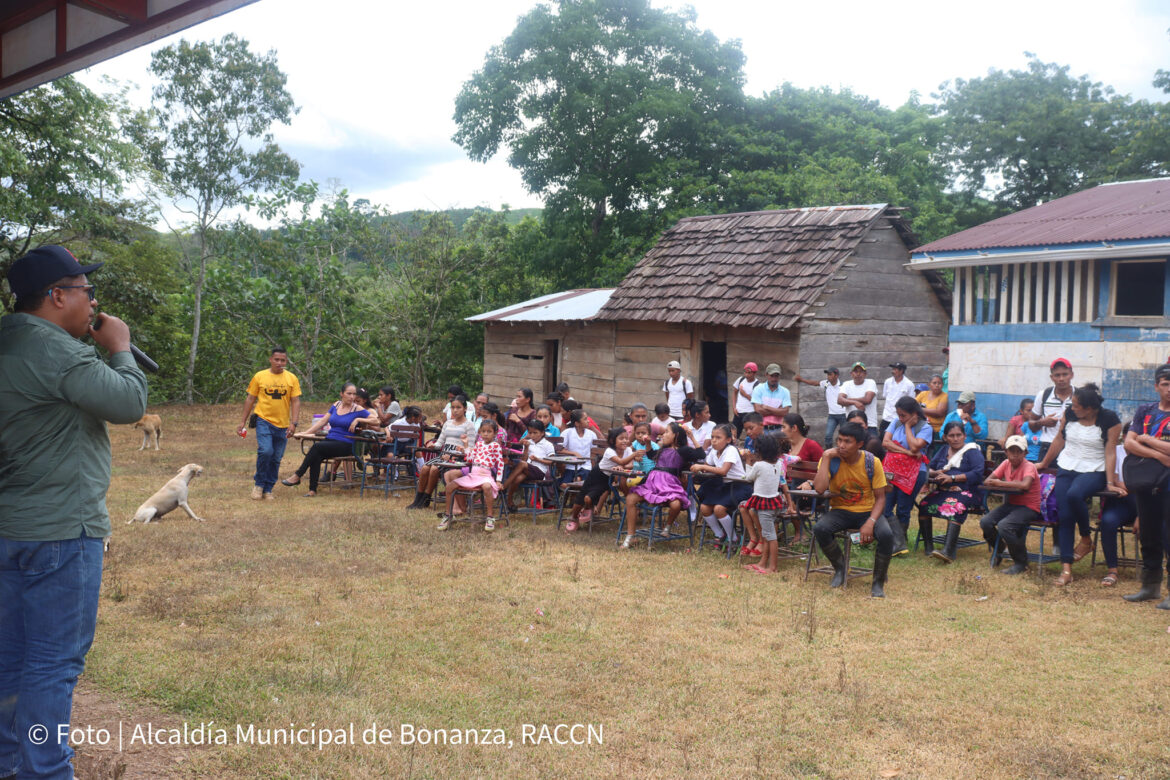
[0,313,147,540]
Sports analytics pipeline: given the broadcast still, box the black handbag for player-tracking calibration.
[1123,455,1170,493]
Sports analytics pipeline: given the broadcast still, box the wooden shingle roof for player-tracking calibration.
[597,204,902,331]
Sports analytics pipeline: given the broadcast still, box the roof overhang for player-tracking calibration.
[0,0,258,100]
[908,238,1170,270]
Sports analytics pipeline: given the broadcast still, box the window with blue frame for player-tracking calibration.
[1111,260,1165,317]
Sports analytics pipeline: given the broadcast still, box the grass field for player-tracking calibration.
[72,403,1170,779]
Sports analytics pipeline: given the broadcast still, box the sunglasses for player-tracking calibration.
[50,284,96,301]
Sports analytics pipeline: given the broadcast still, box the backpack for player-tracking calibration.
[829,451,876,482]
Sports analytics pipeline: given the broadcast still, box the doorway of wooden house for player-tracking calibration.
[543,339,559,397]
[700,341,728,423]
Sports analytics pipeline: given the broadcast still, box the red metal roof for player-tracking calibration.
[914,178,1170,254]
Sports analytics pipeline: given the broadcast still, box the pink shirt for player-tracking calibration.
[992,459,1042,513]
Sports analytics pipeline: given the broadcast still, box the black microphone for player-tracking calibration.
[92,315,159,373]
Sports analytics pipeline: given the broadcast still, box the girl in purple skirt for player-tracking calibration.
[621,422,690,549]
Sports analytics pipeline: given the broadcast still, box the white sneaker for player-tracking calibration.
[484,517,496,533]
[251,485,263,500]
[620,534,634,549]
[436,515,451,531]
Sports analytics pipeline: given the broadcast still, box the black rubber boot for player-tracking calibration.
[871,551,891,598]
[821,539,848,588]
[1123,569,1163,602]
[420,493,432,509]
[931,521,962,563]
[406,491,426,509]
[919,517,934,556]
[1157,593,1170,610]
[889,517,908,557]
[1001,537,1029,575]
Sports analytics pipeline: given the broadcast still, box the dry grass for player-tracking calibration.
[80,403,1170,779]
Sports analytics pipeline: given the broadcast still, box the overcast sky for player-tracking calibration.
[78,0,1170,217]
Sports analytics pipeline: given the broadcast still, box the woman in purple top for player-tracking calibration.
[281,382,370,496]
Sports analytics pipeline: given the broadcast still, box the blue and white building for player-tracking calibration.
[909,178,1170,435]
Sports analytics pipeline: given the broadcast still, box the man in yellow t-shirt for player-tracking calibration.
[237,348,302,500]
[812,421,893,597]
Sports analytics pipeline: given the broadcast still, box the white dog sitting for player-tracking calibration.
[131,463,205,523]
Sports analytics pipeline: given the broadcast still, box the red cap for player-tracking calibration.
[1050,357,1072,371]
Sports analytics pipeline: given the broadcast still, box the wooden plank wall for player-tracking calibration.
[796,218,950,440]
[726,326,801,414]
[613,321,689,426]
[482,321,618,424]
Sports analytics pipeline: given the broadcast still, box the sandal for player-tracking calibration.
[281,476,301,486]
[302,491,316,498]
[1100,572,1119,587]
[1055,571,1074,587]
[563,521,579,533]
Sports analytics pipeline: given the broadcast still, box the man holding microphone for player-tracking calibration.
[1,246,148,780]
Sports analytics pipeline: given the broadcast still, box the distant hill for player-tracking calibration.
[384,206,542,232]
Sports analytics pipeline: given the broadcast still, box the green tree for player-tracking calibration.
[135,33,299,403]
[453,0,746,285]
[0,76,144,308]
[933,56,1157,210]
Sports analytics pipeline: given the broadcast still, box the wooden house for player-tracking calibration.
[470,205,952,437]
[909,178,1170,433]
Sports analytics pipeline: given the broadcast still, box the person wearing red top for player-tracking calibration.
[980,436,1043,575]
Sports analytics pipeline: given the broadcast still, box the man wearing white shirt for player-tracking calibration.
[662,360,694,421]
[838,362,878,434]
[731,362,759,435]
[794,366,847,447]
[1027,357,1076,460]
[881,361,917,434]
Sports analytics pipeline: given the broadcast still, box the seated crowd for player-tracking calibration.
[275,358,1170,605]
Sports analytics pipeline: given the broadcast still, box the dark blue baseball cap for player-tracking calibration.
[7,245,102,300]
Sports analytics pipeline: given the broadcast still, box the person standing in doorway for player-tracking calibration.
[662,360,694,421]
[238,348,302,500]
[1028,358,1076,462]
[731,362,759,436]
[880,362,917,434]
[838,362,878,436]
[1,245,148,780]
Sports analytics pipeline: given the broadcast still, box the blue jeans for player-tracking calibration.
[884,468,928,529]
[1054,468,1106,563]
[1099,494,1138,569]
[0,533,104,780]
[254,417,289,492]
[824,414,846,448]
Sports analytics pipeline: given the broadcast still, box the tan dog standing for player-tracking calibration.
[134,413,163,450]
[131,463,204,523]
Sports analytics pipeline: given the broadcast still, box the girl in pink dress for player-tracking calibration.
[437,419,505,532]
[621,423,690,549]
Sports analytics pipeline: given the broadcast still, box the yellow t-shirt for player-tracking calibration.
[246,369,302,429]
[828,453,888,514]
[917,390,949,433]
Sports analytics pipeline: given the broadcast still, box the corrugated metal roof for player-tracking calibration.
[466,288,615,323]
[914,178,1170,254]
[596,205,899,331]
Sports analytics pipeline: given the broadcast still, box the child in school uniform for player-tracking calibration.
[560,409,597,484]
[565,427,636,532]
[501,419,555,511]
[740,433,793,573]
[690,423,751,551]
[683,400,715,450]
[627,421,659,489]
[650,403,673,440]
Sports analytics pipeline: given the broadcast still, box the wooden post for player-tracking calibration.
[1061,260,1071,322]
[952,269,960,326]
[1046,262,1056,323]
[964,267,974,325]
[1021,263,1032,324]
[1081,259,1090,320]
[1072,260,1083,322]
[1007,264,1018,323]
